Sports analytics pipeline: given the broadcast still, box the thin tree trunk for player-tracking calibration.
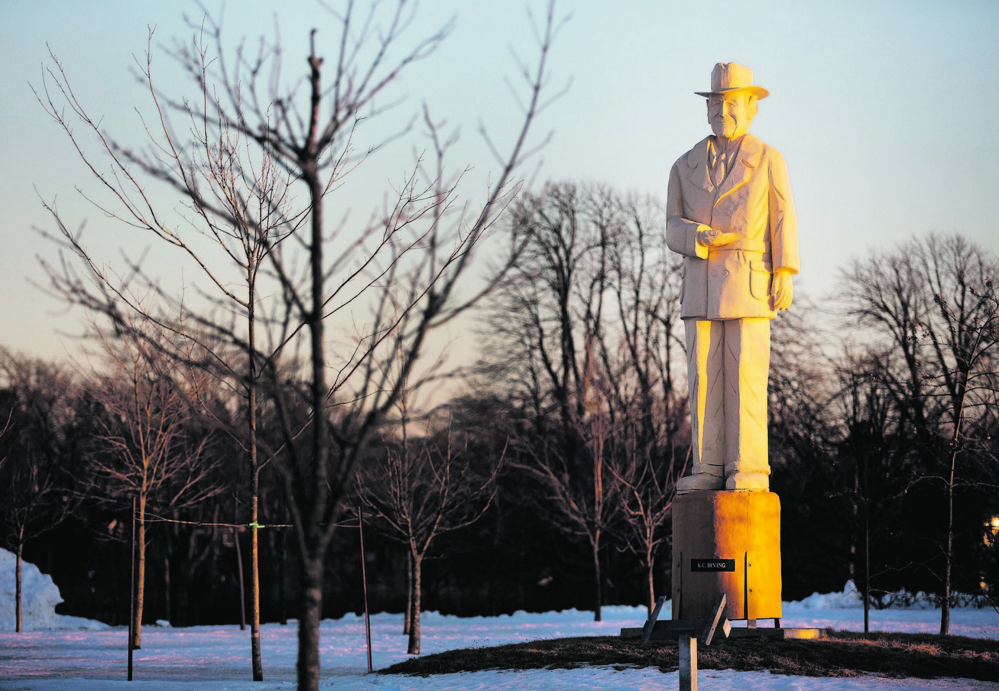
[408,553,422,655]
[941,451,956,635]
[15,537,23,633]
[133,494,146,649]
[850,459,858,585]
[247,271,264,681]
[941,394,966,636]
[292,39,332,691]
[863,509,870,634]
[404,550,413,635]
[296,557,324,691]
[593,535,602,622]
[249,498,262,679]
[164,552,171,625]
[593,417,604,623]
[646,546,655,618]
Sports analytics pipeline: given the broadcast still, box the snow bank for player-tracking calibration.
[785,580,992,611]
[0,547,108,631]
[785,581,865,610]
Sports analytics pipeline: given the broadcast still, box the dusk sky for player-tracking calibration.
[2,0,997,361]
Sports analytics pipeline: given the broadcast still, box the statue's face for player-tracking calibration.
[707,92,757,140]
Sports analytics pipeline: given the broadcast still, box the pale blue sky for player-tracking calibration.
[2,0,998,361]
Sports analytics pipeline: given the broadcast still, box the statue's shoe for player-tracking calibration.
[676,472,724,493]
[724,471,770,491]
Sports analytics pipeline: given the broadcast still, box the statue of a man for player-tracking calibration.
[666,63,799,493]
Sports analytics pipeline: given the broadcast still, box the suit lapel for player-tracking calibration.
[715,134,763,205]
[685,137,714,192]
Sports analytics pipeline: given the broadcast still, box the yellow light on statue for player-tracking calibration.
[985,516,999,545]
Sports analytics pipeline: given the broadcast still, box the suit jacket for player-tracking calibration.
[666,133,799,320]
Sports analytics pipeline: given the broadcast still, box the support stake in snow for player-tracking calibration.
[234,501,246,631]
[678,594,727,691]
[128,496,135,682]
[358,507,373,673]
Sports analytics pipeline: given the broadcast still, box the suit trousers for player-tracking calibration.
[684,318,771,479]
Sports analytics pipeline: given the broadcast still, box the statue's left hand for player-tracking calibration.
[771,269,793,311]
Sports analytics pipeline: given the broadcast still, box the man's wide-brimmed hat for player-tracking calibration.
[695,63,769,100]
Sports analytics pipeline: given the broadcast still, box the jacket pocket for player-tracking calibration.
[749,260,771,300]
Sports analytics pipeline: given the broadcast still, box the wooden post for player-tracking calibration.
[642,595,666,645]
[128,497,135,681]
[702,594,727,645]
[679,635,697,691]
[234,502,246,632]
[358,507,373,674]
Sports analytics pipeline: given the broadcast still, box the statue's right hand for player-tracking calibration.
[697,229,738,248]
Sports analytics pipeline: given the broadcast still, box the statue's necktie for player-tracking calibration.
[710,148,728,188]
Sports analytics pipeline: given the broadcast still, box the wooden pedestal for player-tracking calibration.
[672,490,781,622]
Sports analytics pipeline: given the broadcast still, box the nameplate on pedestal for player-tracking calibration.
[691,559,735,572]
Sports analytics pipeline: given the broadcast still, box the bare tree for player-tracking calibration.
[514,412,615,621]
[36,2,560,687]
[608,438,684,616]
[82,325,225,648]
[487,183,614,620]
[0,351,77,633]
[828,346,912,632]
[840,233,999,634]
[35,16,296,679]
[355,404,502,654]
[926,273,999,634]
[601,193,686,615]
[487,184,686,620]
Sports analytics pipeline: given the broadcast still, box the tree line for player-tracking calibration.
[4,199,998,646]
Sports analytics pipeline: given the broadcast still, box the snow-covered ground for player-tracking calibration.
[2,548,998,690]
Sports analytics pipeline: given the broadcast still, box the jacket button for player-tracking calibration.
[723,270,730,277]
